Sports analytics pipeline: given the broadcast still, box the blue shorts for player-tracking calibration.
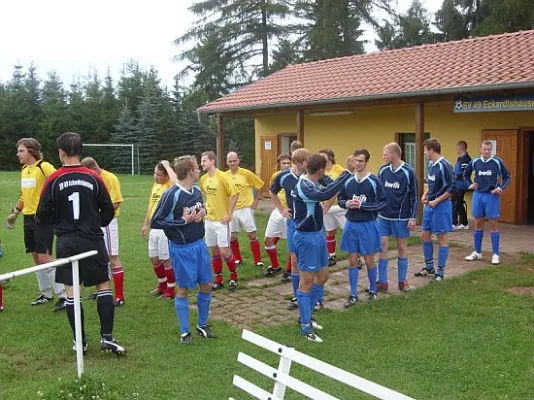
[472,191,500,219]
[423,200,452,235]
[286,219,296,254]
[341,220,382,256]
[293,230,328,272]
[378,217,411,239]
[169,239,212,289]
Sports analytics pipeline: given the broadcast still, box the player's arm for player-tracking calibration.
[359,182,387,212]
[337,182,349,209]
[464,160,475,189]
[142,196,153,237]
[409,168,419,221]
[161,160,178,184]
[6,198,24,228]
[151,189,197,228]
[97,182,115,227]
[110,176,123,211]
[35,179,56,225]
[299,170,352,202]
[249,171,264,209]
[432,164,455,205]
[497,160,512,191]
[221,175,239,223]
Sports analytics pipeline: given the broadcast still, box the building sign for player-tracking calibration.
[454,94,534,113]
[264,141,272,150]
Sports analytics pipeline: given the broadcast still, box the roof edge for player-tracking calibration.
[197,81,534,115]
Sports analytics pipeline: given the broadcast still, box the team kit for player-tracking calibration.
[2,134,511,349]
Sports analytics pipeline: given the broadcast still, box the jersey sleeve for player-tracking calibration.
[151,188,187,229]
[337,180,350,209]
[199,175,207,194]
[109,175,124,204]
[360,179,387,212]
[43,162,56,177]
[246,170,264,191]
[35,177,56,225]
[270,172,283,194]
[463,159,474,186]
[409,167,418,219]
[223,174,239,197]
[497,158,512,190]
[297,170,351,203]
[444,162,456,194]
[97,180,115,227]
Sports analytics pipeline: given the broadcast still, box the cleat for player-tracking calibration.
[211,282,224,291]
[377,283,389,292]
[149,288,165,297]
[114,299,125,307]
[398,280,412,292]
[357,258,364,270]
[31,294,53,306]
[366,291,377,301]
[228,280,238,291]
[431,274,444,283]
[492,254,500,265]
[313,301,324,313]
[255,262,264,268]
[54,297,67,312]
[158,292,175,300]
[234,260,243,268]
[415,267,435,277]
[458,224,469,230]
[196,325,216,339]
[100,338,126,355]
[264,266,282,277]
[299,318,323,330]
[180,332,192,344]
[328,255,337,267]
[84,292,97,301]
[465,251,482,261]
[0,306,3,312]
[280,271,291,283]
[344,295,358,308]
[302,331,323,343]
[288,297,298,310]
[364,281,380,293]
[72,340,88,353]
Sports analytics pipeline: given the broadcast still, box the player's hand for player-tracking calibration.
[193,208,206,223]
[141,224,148,238]
[322,204,331,214]
[469,183,478,191]
[421,194,428,204]
[251,200,259,210]
[160,160,170,169]
[183,208,198,224]
[6,211,19,229]
[346,199,359,209]
[220,214,231,224]
[281,208,292,219]
[408,219,417,230]
[345,156,357,173]
[428,199,439,208]
[491,187,503,196]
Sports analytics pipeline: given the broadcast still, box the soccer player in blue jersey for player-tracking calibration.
[339,149,387,307]
[416,138,456,282]
[463,140,511,265]
[151,155,215,344]
[377,143,418,293]
[293,154,356,342]
[270,148,310,310]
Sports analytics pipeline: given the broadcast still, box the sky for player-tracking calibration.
[0,0,442,89]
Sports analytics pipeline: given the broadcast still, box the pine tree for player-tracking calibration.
[111,103,137,174]
[136,90,160,174]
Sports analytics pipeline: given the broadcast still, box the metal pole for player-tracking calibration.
[131,145,134,176]
[72,260,84,378]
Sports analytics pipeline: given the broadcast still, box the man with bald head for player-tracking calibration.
[81,157,125,306]
[225,151,265,268]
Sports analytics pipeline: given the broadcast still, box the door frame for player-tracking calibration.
[517,127,534,224]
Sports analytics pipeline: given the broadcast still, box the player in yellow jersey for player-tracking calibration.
[142,161,178,299]
[6,138,66,311]
[81,157,125,306]
[225,152,265,268]
[199,151,240,291]
[263,153,292,280]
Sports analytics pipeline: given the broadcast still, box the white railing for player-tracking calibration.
[0,250,98,379]
[230,330,415,400]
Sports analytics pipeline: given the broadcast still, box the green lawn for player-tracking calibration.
[1,171,534,399]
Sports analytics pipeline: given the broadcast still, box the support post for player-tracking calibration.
[415,103,425,225]
[217,114,225,168]
[296,110,304,146]
[72,260,84,378]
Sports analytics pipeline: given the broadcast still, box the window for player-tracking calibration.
[397,132,430,180]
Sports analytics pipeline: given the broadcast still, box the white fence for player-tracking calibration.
[230,329,415,400]
[0,250,98,378]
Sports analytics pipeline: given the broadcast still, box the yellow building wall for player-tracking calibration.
[255,101,534,217]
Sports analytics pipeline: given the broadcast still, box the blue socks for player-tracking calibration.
[368,266,378,293]
[474,230,483,254]
[423,241,434,270]
[378,258,388,284]
[296,290,311,332]
[398,257,408,283]
[197,291,211,328]
[310,284,324,313]
[291,273,300,296]
[437,246,449,277]
[348,267,359,297]
[491,232,500,255]
[175,296,189,334]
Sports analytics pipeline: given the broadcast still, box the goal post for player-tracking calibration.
[83,144,137,175]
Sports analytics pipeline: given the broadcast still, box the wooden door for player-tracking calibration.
[482,129,518,223]
[260,136,277,197]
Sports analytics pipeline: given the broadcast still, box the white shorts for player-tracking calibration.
[205,220,230,248]
[323,206,347,231]
[102,218,119,256]
[230,207,257,233]
[148,229,170,260]
[265,208,287,239]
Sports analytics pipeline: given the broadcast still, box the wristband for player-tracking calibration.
[12,207,21,215]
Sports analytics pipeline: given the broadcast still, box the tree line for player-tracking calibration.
[1,0,532,173]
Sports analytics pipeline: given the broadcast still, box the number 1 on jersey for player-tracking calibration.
[68,192,80,220]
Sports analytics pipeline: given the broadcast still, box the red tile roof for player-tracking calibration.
[198,30,534,114]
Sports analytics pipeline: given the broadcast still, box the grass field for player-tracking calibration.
[1,171,534,399]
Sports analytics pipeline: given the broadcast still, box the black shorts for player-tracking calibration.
[55,235,111,287]
[23,215,54,254]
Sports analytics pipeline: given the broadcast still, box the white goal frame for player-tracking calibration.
[84,143,138,175]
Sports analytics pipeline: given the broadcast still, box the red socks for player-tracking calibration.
[152,263,167,292]
[250,238,262,264]
[265,245,279,268]
[326,234,336,256]
[224,254,238,281]
[164,266,176,295]
[273,237,280,245]
[286,256,292,273]
[212,255,223,284]
[230,238,243,262]
[112,266,124,301]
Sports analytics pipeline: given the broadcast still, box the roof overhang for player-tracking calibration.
[197,81,534,116]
